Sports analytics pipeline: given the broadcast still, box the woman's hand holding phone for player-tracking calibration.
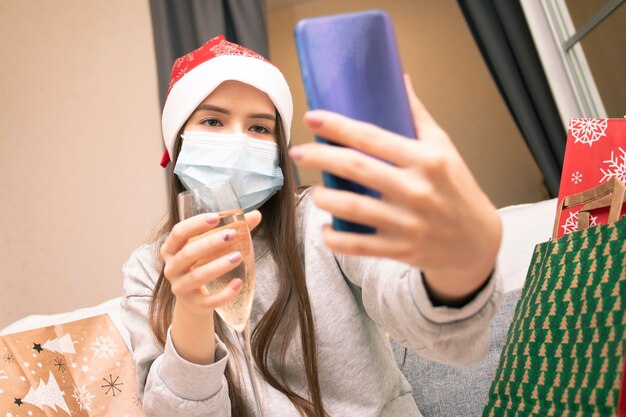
[289,76,502,305]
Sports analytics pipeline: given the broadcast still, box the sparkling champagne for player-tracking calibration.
[190,208,255,332]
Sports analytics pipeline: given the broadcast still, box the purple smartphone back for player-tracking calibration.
[295,10,415,233]
[294,10,416,139]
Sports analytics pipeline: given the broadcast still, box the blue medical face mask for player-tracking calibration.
[173,131,284,212]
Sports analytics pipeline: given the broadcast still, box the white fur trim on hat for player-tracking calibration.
[162,55,293,160]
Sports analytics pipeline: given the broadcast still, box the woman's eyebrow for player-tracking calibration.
[195,104,230,114]
[194,105,274,122]
[248,113,276,122]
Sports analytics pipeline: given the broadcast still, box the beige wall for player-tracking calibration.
[0,1,167,328]
[267,0,549,206]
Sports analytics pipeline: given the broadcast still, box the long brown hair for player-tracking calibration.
[148,115,327,417]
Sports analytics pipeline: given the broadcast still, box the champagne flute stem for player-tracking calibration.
[241,323,265,417]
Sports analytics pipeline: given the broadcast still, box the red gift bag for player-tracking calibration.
[555,118,626,238]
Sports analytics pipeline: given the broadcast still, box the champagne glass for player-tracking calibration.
[178,181,255,331]
[178,182,264,416]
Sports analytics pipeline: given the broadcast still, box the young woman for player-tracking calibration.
[121,36,503,417]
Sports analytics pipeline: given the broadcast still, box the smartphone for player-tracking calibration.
[294,10,416,234]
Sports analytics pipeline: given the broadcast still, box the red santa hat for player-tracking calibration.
[160,35,293,167]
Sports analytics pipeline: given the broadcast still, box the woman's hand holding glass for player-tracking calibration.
[159,199,261,365]
[160,209,261,317]
[289,75,502,305]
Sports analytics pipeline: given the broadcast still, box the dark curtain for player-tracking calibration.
[149,0,269,108]
[457,0,566,197]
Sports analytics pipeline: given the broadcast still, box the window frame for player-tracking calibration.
[520,0,624,123]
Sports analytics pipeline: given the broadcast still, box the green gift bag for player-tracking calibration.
[483,178,626,416]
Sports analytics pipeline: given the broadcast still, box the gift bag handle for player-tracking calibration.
[552,178,626,239]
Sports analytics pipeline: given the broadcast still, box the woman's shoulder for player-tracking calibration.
[295,187,331,227]
[122,241,163,291]
[127,241,161,266]
[295,187,313,217]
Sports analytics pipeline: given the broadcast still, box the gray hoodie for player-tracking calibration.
[121,193,502,416]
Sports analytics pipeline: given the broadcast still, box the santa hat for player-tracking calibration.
[160,35,293,167]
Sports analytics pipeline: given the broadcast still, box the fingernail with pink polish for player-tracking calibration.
[205,213,219,223]
[230,278,243,291]
[289,146,303,161]
[228,252,241,263]
[223,229,236,241]
[304,111,324,128]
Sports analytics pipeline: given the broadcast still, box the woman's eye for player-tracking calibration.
[202,118,222,127]
[250,125,270,134]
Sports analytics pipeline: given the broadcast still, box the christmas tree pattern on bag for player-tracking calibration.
[483,218,626,416]
[0,315,145,416]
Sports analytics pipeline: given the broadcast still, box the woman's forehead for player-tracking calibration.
[200,80,274,110]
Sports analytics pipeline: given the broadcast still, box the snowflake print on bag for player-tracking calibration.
[571,171,583,184]
[569,118,608,147]
[72,384,96,411]
[599,147,626,183]
[90,336,118,359]
[561,211,598,235]
[101,374,124,396]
